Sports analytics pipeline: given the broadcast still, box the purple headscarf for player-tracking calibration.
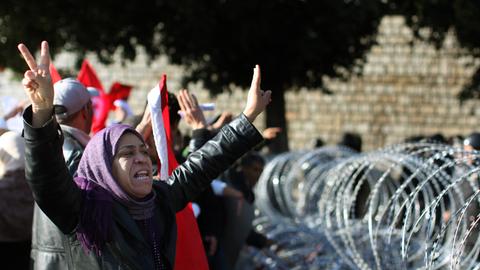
[74,124,155,255]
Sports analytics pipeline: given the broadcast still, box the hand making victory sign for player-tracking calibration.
[17,41,54,127]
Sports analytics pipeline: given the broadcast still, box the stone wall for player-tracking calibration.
[1,16,479,151]
[285,16,480,150]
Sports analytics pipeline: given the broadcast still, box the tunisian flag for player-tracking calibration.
[147,75,208,270]
[77,60,108,134]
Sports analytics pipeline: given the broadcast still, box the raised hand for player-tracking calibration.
[18,41,53,110]
[18,41,54,127]
[209,112,233,131]
[135,103,153,140]
[242,65,271,122]
[177,89,207,130]
[262,127,282,140]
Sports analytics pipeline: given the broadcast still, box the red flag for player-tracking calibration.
[77,60,104,91]
[107,82,133,111]
[49,63,62,84]
[158,75,209,270]
[77,60,107,134]
[90,92,109,134]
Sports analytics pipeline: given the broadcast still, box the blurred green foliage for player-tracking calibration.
[2,0,479,150]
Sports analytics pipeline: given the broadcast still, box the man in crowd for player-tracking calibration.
[30,78,93,269]
[222,152,272,269]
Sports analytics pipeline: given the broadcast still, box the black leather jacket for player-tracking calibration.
[30,127,85,270]
[23,107,262,270]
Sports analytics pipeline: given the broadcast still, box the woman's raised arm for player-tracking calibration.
[167,65,270,211]
[19,41,82,234]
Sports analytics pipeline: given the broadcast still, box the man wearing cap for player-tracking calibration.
[30,78,93,269]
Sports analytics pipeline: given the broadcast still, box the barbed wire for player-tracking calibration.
[247,143,480,269]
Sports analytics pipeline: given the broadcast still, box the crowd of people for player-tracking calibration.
[1,40,480,270]
[0,40,275,270]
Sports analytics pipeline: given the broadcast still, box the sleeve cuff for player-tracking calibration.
[22,106,59,141]
[191,128,212,139]
[226,113,264,148]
